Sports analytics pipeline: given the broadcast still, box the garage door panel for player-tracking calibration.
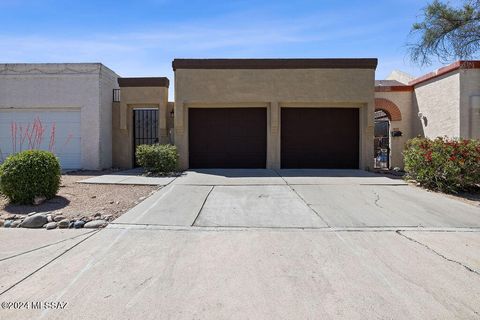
[189,108,267,168]
[281,108,359,169]
[0,110,82,169]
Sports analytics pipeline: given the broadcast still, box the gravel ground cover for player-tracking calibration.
[0,170,158,229]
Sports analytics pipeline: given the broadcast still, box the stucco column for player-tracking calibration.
[174,101,188,169]
[158,89,169,144]
[119,102,128,130]
[361,101,375,170]
[269,101,281,169]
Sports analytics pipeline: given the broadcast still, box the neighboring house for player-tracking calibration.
[0,63,119,169]
[374,61,480,169]
[1,59,478,171]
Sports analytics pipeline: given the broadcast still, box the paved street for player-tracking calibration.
[1,169,479,319]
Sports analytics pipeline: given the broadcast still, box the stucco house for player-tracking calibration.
[0,59,479,171]
[374,60,480,169]
[0,63,118,169]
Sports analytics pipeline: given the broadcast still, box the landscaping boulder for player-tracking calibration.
[54,215,66,222]
[84,220,107,229]
[21,215,48,228]
[45,222,57,230]
[11,220,22,228]
[74,220,85,229]
[4,220,12,228]
[58,219,70,228]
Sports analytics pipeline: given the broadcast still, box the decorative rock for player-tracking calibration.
[45,222,57,230]
[2,213,16,220]
[20,215,48,228]
[84,220,107,229]
[139,196,146,201]
[82,216,92,223]
[54,215,66,222]
[74,220,85,229]
[47,215,54,222]
[393,167,401,172]
[11,220,22,228]
[33,196,46,205]
[69,221,75,229]
[58,219,70,228]
[4,220,12,228]
[27,212,38,216]
[0,219,4,227]
[94,212,102,218]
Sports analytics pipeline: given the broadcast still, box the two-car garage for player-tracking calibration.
[173,58,377,170]
[187,107,360,169]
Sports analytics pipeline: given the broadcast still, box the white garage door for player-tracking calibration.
[0,109,81,169]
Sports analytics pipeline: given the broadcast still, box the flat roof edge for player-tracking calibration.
[118,77,169,88]
[409,60,480,86]
[172,58,378,71]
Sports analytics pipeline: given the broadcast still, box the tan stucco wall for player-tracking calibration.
[374,91,414,169]
[112,86,169,168]
[459,69,480,138]
[174,68,376,170]
[413,71,461,138]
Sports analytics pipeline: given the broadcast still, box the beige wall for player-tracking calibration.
[112,86,169,168]
[460,69,480,138]
[0,63,119,170]
[374,91,414,169]
[413,71,461,138]
[174,68,376,170]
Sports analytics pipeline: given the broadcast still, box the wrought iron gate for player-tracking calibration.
[133,109,159,166]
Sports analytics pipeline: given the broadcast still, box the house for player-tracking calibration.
[1,59,479,171]
[0,63,119,169]
[374,61,480,169]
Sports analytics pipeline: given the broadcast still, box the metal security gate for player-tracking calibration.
[133,108,159,166]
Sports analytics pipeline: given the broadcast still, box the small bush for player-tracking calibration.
[403,137,480,193]
[0,150,61,204]
[136,144,178,174]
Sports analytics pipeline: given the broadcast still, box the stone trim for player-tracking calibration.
[375,98,402,121]
[375,85,413,92]
[409,60,480,86]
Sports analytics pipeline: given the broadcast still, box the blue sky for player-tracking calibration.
[0,0,463,86]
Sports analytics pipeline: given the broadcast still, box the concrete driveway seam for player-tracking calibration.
[273,169,331,227]
[396,230,480,276]
[0,230,97,263]
[0,230,100,296]
[105,224,480,232]
[191,186,214,226]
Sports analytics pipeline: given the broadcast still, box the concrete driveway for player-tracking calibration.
[114,169,480,228]
[1,169,480,319]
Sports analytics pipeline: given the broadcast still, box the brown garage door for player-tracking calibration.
[189,108,267,168]
[281,108,359,169]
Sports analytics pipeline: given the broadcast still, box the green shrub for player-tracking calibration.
[136,144,178,174]
[403,137,480,193]
[0,150,61,204]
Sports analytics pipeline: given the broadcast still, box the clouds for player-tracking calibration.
[0,0,443,84]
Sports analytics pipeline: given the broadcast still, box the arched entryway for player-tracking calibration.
[374,98,402,169]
